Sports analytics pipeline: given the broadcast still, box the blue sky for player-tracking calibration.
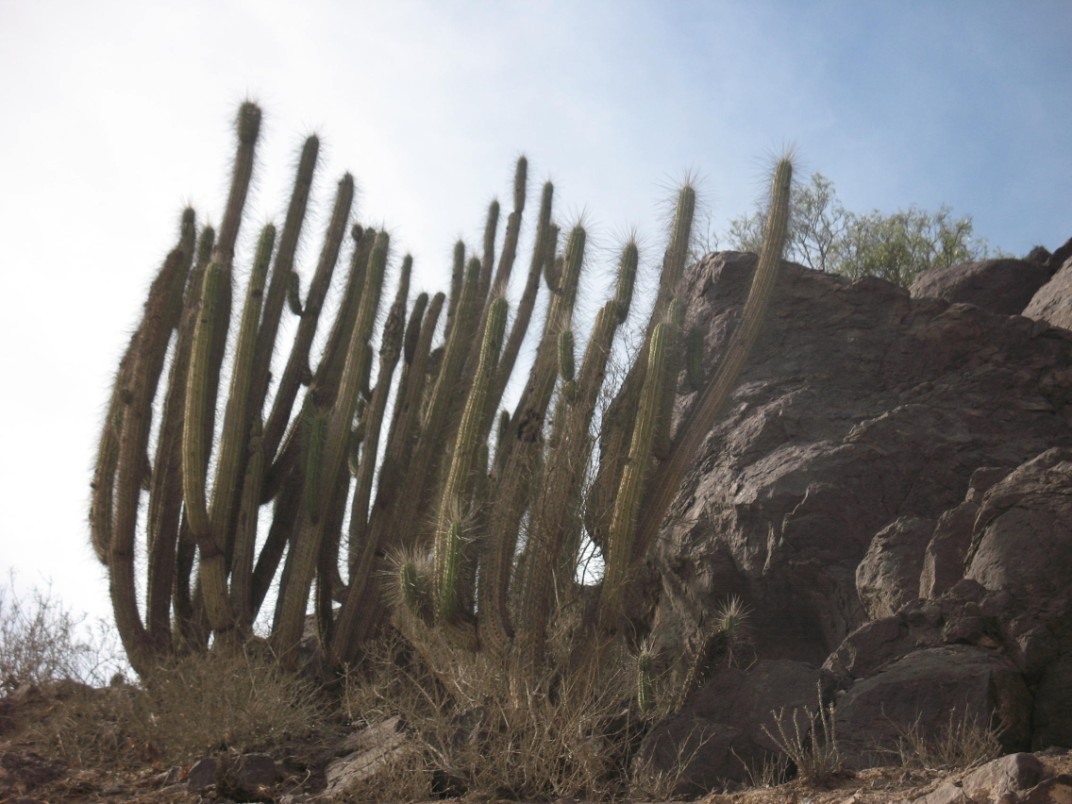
[1,0,1069,629]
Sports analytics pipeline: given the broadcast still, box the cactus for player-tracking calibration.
[93,103,792,691]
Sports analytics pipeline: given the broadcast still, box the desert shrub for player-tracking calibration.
[343,629,645,801]
[888,706,1005,771]
[762,684,841,785]
[137,646,338,761]
[26,645,338,768]
[0,574,125,688]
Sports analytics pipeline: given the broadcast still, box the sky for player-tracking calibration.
[1,0,1070,639]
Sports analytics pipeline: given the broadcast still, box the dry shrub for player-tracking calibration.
[343,628,644,801]
[888,706,1005,771]
[0,574,126,688]
[762,684,841,785]
[26,644,338,768]
[139,645,336,761]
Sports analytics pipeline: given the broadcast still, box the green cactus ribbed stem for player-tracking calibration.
[199,223,276,635]
[109,244,191,675]
[390,258,482,550]
[144,212,199,649]
[652,299,684,461]
[587,185,694,549]
[433,297,507,643]
[516,238,638,669]
[230,417,264,632]
[558,329,575,383]
[262,174,354,467]
[274,231,389,662]
[614,240,638,322]
[214,102,260,266]
[301,410,328,521]
[249,136,319,422]
[493,180,553,406]
[331,291,444,665]
[182,262,225,543]
[209,223,274,541]
[444,240,465,345]
[488,156,527,299]
[635,157,793,559]
[479,199,499,303]
[403,291,428,365]
[347,255,411,573]
[598,322,671,633]
[482,225,585,655]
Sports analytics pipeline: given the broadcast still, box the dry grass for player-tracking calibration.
[762,684,842,785]
[887,706,1005,771]
[342,629,648,801]
[0,574,126,689]
[21,645,339,769]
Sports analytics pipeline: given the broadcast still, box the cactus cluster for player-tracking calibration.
[91,103,791,680]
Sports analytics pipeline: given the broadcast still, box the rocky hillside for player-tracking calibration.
[638,240,1072,793]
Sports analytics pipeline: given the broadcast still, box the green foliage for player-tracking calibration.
[726,171,996,286]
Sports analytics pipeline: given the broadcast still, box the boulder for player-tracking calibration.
[1025,242,1072,331]
[833,646,1031,769]
[635,660,821,793]
[856,516,934,619]
[648,252,1072,666]
[1032,654,1072,750]
[909,257,1052,315]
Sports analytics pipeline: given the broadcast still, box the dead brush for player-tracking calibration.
[137,644,338,762]
[28,644,339,768]
[886,706,1005,771]
[342,629,645,801]
[761,684,842,785]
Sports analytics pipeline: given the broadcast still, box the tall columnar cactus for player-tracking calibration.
[93,102,793,686]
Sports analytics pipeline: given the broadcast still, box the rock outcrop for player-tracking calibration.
[642,245,1072,789]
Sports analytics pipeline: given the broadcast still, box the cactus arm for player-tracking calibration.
[262,175,355,465]
[515,239,638,668]
[347,256,411,572]
[110,244,191,674]
[273,232,388,661]
[197,224,276,636]
[492,181,554,407]
[248,136,319,416]
[181,262,224,542]
[433,297,507,650]
[597,321,671,633]
[634,157,792,558]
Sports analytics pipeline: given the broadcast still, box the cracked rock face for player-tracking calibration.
[648,251,1072,667]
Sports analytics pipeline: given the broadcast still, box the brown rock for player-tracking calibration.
[959,752,1043,799]
[650,253,1072,666]
[1020,773,1072,803]
[833,646,1031,769]
[856,516,934,619]
[1027,251,1072,331]
[910,257,1052,315]
[1034,655,1072,750]
[636,660,822,793]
